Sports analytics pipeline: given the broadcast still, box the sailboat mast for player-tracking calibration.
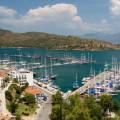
[45,57,47,76]
[76,73,77,82]
[50,59,53,76]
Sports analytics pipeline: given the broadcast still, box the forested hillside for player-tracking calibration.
[0,29,119,50]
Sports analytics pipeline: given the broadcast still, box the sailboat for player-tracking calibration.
[50,59,57,80]
[73,73,79,90]
[82,66,94,84]
[40,58,50,83]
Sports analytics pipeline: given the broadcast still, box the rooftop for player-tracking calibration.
[24,87,43,95]
[0,70,8,78]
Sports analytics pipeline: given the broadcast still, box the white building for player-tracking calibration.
[11,68,34,86]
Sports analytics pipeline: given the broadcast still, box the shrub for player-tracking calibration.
[5,90,13,102]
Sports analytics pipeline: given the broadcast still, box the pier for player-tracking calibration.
[70,70,120,96]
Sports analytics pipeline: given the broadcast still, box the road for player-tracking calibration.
[35,95,52,120]
[0,81,12,115]
[36,98,52,120]
[34,84,52,120]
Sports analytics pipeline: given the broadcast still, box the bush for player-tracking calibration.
[8,102,18,114]
[21,82,29,92]
[5,90,13,102]
[23,93,36,105]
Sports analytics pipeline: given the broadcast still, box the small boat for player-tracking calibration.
[63,62,70,65]
[53,63,62,66]
[73,73,79,90]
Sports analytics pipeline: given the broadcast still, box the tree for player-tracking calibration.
[112,100,119,112]
[21,82,29,91]
[4,77,10,83]
[5,90,13,102]
[69,106,92,120]
[13,78,19,84]
[52,91,62,105]
[23,93,36,105]
[9,102,18,114]
[84,96,102,120]
[50,104,62,120]
[100,95,113,113]
[50,91,63,120]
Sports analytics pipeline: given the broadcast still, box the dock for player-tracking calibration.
[70,71,114,96]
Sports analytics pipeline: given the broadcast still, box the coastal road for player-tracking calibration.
[35,95,52,120]
[34,84,52,120]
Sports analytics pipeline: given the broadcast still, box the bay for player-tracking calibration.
[0,48,120,101]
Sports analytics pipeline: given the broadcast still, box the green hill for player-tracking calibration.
[0,29,119,50]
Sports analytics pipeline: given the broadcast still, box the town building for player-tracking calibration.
[10,68,34,86]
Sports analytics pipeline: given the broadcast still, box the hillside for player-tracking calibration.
[0,29,119,50]
[82,32,120,44]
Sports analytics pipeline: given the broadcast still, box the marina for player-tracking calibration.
[0,48,120,101]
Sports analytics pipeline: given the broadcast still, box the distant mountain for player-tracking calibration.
[82,32,120,44]
[0,29,120,50]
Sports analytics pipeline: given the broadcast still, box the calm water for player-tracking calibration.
[0,48,120,101]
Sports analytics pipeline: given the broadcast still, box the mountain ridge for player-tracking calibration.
[0,29,120,51]
[82,32,120,44]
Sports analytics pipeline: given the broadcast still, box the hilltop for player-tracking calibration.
[82,32,120,44]
[0,29,119,50]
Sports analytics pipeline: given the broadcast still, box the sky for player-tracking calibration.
[0,0,120,35]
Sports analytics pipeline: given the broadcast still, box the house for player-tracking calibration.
[10,68,34,86]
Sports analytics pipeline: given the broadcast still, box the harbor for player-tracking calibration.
[0,48,120,97]
[0,48,120,120]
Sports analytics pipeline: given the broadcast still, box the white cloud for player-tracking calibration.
[0,6,17,18]
[0,4,111,34]
[110,0,120,16]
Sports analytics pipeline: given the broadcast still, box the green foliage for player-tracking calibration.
[100,95,113,112]
[0,29,119,50]
[15,115,21,120]
[8,102,18,114]
[112,100,119,112]
[15,103,37,116]
[5,90,13,102]
[4,77,10,83]
[50,93,120,120]
[52,91,62,105]
[13,78,19,84]
[9,84,21,94]
[84,95,103,120]
[22,93,36,105]
[102,118,117,120]
[8,84,21,101]
[5,83,36,117]
[21,82,29,92]
[50,105,62,120]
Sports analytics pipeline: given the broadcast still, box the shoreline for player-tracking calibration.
[0,47,120,51]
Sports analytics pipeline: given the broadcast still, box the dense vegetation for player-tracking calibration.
[0,29,120,50]
[50,91,120,120]
[5,80,36,118]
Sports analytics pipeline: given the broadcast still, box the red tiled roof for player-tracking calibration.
[24,87,43,95]
[0,71,8,78]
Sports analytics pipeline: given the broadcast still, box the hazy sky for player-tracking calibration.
[0,0,120,35]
